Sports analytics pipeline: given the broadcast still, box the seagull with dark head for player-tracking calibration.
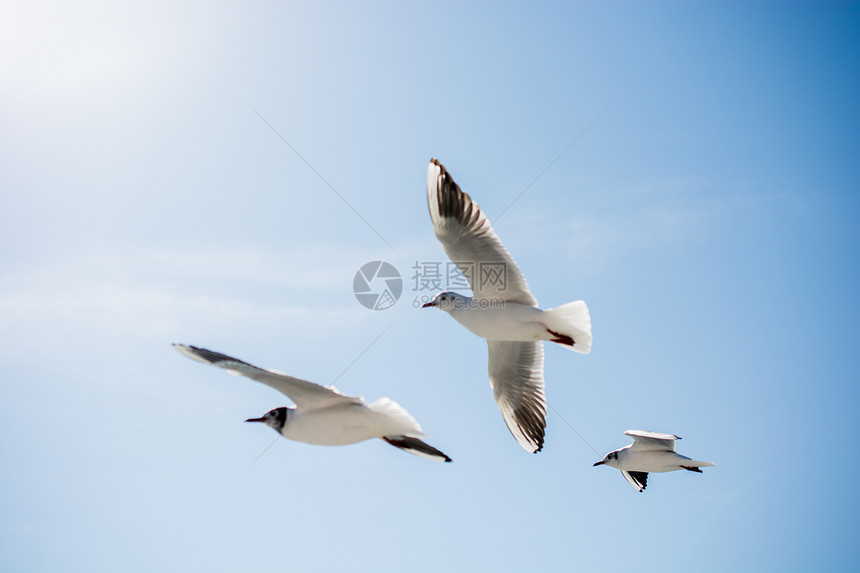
[593,430,715,492]
[174,344,452,462]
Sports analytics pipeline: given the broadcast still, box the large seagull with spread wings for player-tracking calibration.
[423,159,592,453]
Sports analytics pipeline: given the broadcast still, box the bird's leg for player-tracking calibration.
[681,466,703,473]
[546,328,575,347]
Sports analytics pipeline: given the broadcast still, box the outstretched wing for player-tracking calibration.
[174,344,363,411]
[621,470,649,492]
[487,340,546,453]
[625,429,680,452]
[427,159,537,306]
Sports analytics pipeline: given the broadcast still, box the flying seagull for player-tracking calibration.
[174,344,451,462]
[593,430,715,492]
[423,158,592,453]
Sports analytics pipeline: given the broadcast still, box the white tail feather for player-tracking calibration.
[368,397,424,436]
[542,300,593,354]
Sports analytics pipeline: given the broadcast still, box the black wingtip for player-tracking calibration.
[383,436,452,463]
[512,403,545,455]
[629,471,649,492]
[174,344,256,371]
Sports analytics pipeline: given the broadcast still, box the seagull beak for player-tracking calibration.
[592,460,605,467]
[245,417,265,423]
[422,301,436,308]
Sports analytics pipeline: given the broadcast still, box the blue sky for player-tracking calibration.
[1,1,858,571]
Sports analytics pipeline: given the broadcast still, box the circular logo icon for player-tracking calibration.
[353,261,402,310]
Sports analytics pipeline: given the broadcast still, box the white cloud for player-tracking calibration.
[0,244,377,341]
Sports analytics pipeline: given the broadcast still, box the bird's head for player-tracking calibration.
[422,291,469,312]
[245,407,289,434]
[593,450,620,469]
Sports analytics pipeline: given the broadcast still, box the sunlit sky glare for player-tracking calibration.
[1,2,858,572]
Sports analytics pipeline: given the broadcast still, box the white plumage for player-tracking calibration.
[423,159,592,453]
[593,430,715,492]
[174,344,451,462]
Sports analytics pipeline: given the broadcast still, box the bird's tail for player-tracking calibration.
[382,435,452,463]
[680,460,716,473]
[541,300,592,354]
[368,397,424,436]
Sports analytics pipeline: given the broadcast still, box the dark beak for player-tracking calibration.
[593,460,605,467]
[245,417,265,423]
[422,301,436,308]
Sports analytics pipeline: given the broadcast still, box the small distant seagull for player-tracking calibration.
[593,430,715,492]
[423,159,592,453]
[174,344,452,462]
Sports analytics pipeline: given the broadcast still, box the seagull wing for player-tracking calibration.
[427,159,538,305]
[487,340,546,453]
[174,344,363,411]
[621,470,648,492]
[625,429,680,452]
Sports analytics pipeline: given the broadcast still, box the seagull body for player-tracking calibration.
[423,159,592,453]
[174,344,451,462]
[437,294,552,341]
[593,430,715,492]
[265,399,416,446]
